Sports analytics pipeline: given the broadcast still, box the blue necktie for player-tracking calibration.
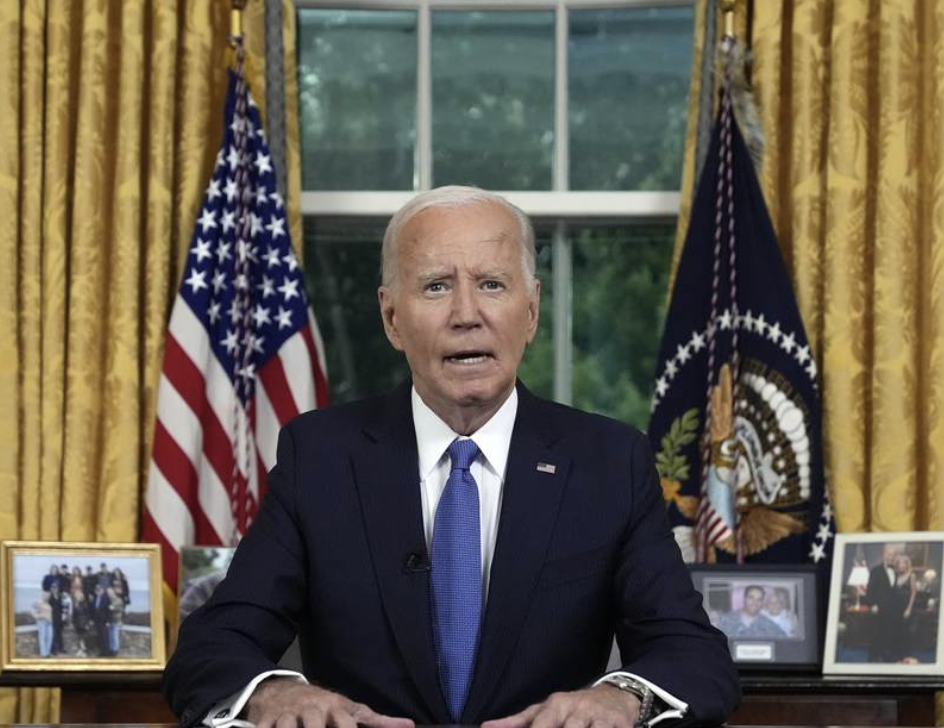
[431,438,482,722]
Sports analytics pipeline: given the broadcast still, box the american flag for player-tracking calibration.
[143,71,328,591]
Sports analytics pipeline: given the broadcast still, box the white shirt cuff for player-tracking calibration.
[593,671,689,726]
[203,669,307,727]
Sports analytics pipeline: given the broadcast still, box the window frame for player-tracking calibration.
[296,0,692,406]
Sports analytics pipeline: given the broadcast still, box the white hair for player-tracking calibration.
[380,185,537,289]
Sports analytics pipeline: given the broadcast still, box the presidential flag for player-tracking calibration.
[649,85,833,567]
[143,71,328,591]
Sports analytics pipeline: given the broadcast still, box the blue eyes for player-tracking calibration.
[424,281,505,293]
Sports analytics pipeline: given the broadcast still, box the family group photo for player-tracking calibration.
[5,548,158,664]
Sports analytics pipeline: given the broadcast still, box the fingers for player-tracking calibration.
[482,702,543,728]
[485,688,637,728]
[351,703,415,728]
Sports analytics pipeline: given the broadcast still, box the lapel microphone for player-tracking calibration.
[404,552,431,573]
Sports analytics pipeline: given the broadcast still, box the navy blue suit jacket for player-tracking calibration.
[164,382,739,726]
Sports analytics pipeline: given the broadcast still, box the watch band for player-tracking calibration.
[598,675,656,727]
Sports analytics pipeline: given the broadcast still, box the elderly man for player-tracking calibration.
[164,187,739,728]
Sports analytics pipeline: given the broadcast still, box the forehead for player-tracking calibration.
[397,203,520,264]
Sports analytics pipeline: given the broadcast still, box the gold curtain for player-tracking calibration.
[0,1,302,721]
[677,1,944,716]
[678,0,944,533]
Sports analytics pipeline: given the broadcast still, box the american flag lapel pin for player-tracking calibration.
[536,462,556,474]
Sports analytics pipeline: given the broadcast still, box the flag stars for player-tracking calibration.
[718,310,733,330]
[255,151,273,175]
[221,210,236,233]
[185,269,208,294]
[192,238,212,263]
[251,305,271,328]
[655,377,668,397]
[665,359,678,379]
[250,213,264,238]
[264,247,282,268]
[266,215,286,239]
[258,275,275,298]
[283,250,298,271]
[817,522,832,541]
[676,343,691,364]
[766,321,782,343]
[207,179,222,202]
[207,301,222,324]
[212,270,227,294]
[690,330,705,352]
[278,277,300,301]
[197,208,217,233]
[227,146,240,169]
[810,542,826,563]
[270,191,284,209]
[753,313,768,335]
[234,273,249,291]
[795,345,810,364]
[276,307,292,329]
[228,300,241,322]
[780,331,796,353]
[256,185,269,208]
[216,241,232,263]
[224,178,238,203]
[222,329,238,353]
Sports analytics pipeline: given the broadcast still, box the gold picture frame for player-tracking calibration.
[0,541,166,672]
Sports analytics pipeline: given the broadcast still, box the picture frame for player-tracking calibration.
[689,564,821,670]
[177,545,236,624]
[824,531,943,675]
[0,541,166,671]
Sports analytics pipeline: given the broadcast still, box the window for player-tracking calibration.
[297,0,693,429]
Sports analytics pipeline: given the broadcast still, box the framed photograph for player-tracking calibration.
[177,546,236,623]
[824,532,943,675]
[0,541,165,671]
[689,564,821,670]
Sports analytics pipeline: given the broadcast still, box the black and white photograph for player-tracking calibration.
[824,532,943,675]
[690,565,820,669]
[1,541,165,670]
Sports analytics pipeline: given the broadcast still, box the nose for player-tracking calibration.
[450,280,480,328]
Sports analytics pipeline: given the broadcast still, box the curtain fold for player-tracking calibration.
[0,1,301,721]
[676,1,944,716]
[677,0,944,537]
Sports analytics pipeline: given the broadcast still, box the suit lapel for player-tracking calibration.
[464,386,570,722]
[351,384,451,723]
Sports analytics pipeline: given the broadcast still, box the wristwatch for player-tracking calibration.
[597,675,656,727]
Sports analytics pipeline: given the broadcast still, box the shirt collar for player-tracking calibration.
[412,386,518,481]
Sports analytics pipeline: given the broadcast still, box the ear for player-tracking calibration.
[378,286,404,352]
[526,279,541,344]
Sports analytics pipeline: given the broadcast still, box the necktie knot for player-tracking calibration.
[448,438,479,472]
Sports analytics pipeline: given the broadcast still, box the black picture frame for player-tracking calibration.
[688,563,822,671]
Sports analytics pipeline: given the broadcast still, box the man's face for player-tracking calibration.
[743,588,764,616]
[379,203,539,427]
[765,592,783,615]
[883,544,899,565]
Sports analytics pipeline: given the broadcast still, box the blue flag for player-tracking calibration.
[648,95,834,568]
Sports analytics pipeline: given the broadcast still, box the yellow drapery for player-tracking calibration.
[0,1,303,721]
[678,0,944,534]
[677,1,944,716]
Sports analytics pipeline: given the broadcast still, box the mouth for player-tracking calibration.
[444,350,493,366]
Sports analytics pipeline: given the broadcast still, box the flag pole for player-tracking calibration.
[231,0,248,46]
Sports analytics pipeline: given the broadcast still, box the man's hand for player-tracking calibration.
[482,685,641,728]
[245,677,416,728]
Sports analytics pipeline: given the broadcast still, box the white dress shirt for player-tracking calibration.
[204,386,686,727]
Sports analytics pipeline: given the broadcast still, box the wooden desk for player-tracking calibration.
[735,673,944,726]
[1,672,942,726]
